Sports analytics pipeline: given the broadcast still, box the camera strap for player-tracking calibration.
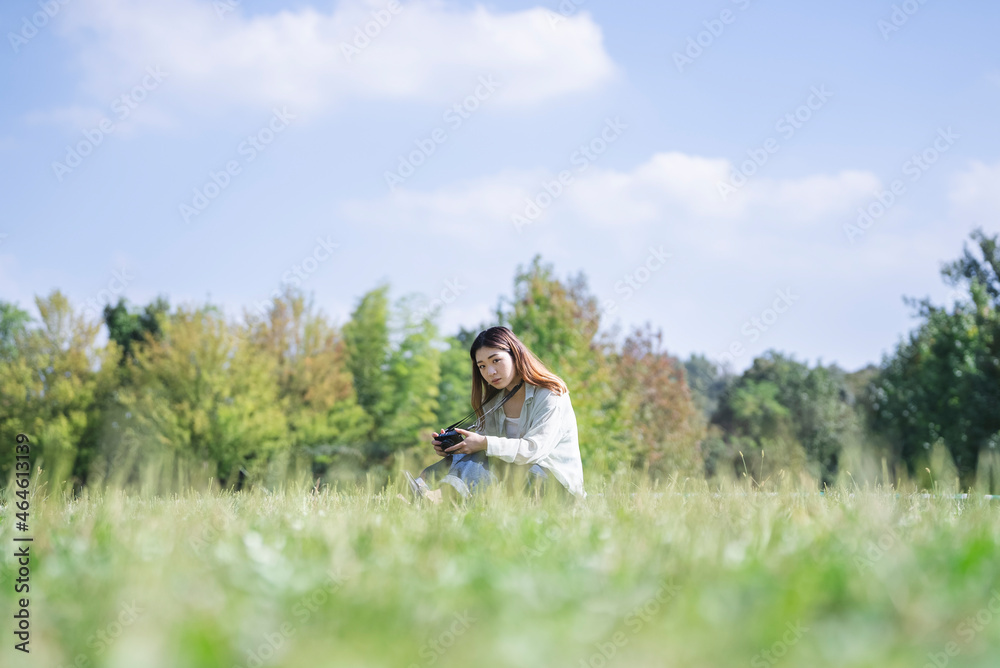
[445,380,525,433]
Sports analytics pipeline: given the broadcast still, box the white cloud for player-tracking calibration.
[570,152,737,224]
[950,159,1000,223]
[340,150,890,368]
[23,105,106,129]
[570,155,880,231]
[343,151,881,243]
[49,0,617,123]
[341,167,544,235]
[22,102,175,136]
[744,171,882,224]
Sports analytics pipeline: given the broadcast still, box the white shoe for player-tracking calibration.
[404,471,431,499]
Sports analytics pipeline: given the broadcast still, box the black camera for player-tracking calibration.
[433,380,523,453]
[435,429,465,450]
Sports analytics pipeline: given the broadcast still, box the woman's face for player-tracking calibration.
[475,346,520,391]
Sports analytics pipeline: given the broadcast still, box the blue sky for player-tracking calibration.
[2,0,999,372]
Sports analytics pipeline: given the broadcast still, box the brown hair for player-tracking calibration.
[469,326,567,421]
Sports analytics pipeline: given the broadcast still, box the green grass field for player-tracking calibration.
[3,474,1000,668]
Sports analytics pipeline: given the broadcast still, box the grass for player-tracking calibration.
[2,472,1000,668]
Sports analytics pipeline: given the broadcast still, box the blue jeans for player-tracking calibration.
[419,451,552,497]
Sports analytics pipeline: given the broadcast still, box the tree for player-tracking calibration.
[0,291,108,490]
[869,228,1000,487]
[375,296,441,458]
[342,284,391,437]
[236,288,372,480]
[73,297,171,487]
[616,325,705,477]
[684,353,732,418]
[500,255,628,473]
[710,352,865,486]
[499,255,703,477]
[942,227,1000,305]
[435,330,477,429]
[103,296,169,364]
[112,304,289,488]
[0,301,31,359]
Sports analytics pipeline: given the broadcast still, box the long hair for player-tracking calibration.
[469,326,568,422]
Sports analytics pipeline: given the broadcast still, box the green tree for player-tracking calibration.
[375,296,441,457]
[684,353,732,418]
[616,325,705,477]
[0,301,31,359]
[103,296,169,364]
[74,297,170,487]
[435,331,477,429]
[499,255,627,473]
[343,284,391,437]
[0,292,108,489]
[710,352,865,486]
[112,304,289,488]
[499,255,702,477]
[869,228,1000,487]
[236,288,372,479]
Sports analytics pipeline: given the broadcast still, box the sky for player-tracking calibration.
[2,0,999,373]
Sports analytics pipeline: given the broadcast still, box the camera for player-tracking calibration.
[435,428,465,450]
[434,380,523,452]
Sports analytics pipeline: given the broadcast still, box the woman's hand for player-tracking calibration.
[445,428,487,455]
[431,427,487,456]
[430,428,450,458]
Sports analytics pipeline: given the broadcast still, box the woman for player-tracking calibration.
[410,326,585,500]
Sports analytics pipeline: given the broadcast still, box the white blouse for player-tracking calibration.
[475,383,585,497]
[504,414,522,439]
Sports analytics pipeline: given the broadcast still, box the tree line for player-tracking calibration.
[691,228,1000,491]
[1,229,998,493]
